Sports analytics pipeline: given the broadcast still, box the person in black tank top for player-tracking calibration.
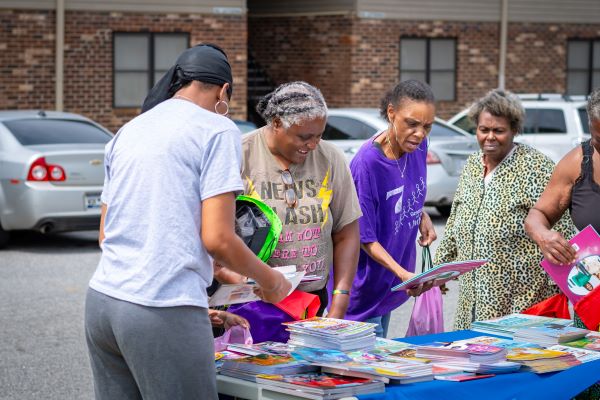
[525,89,600,400]
[570,139,600,232]
[525,87,600,265]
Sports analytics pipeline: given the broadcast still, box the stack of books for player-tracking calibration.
[547,344,600,363]
[513,324,589,347]
[255,372,385,399]
[219,353,318,382]
[506,347,581,373]
[471,313,572,338]
[284,317,377,351]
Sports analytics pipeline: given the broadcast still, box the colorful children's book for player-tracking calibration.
[391,259,488,291]
[563,331,600,351]
[540,224,600,304]
[255,372,385,399]
[471,313,573,338]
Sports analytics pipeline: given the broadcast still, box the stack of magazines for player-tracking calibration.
[285,317,377,351]
[513,324,589,347]
[219,353,317,382]
[471,313,572,338]
[562,331,600,351]
[506,347,581,373]
[291,347,433,385]
[255,372,385,399]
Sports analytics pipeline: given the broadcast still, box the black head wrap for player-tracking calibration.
[141,43,233,113]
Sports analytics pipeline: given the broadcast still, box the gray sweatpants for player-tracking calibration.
[84,288,217,400]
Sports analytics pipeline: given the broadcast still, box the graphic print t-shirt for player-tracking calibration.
[345,135,428,320]
[241,129,362,292]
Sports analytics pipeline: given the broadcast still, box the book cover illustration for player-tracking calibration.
[563,332,600,351]
[506,347,569,361]
[292,348,353,364]
[392,259,488,291]
[540,224,600,304]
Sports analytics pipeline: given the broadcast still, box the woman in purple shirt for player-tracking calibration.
[345,80,438,337]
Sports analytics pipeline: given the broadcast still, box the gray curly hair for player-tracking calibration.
[256,81,328,129]
[468,89,525,134]
[587,87,600,124]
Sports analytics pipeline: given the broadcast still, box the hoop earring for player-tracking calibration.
[215,100,229,116]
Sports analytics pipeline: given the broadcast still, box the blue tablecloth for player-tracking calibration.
[357,330,600,400]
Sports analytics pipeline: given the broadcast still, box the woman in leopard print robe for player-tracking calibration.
[433,89,575,330]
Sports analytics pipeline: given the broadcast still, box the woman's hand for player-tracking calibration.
[538,230,577,265]
[253,269,291,304]
[209,310,250,330]
[418,212,437,246]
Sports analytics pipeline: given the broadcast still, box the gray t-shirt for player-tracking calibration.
[89,99,243,308]
[241,128,362,292]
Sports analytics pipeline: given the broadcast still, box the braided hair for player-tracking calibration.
[256,81,327,128]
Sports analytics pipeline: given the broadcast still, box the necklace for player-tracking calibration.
[386,131,408,178]
[173,94,196,104]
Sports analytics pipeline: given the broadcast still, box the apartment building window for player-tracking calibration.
[113,33,189,107]
[567,39,600,96]
[399,38,456,101]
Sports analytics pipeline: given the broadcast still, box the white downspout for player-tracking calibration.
[498,0,508,90]
[55,0,64,111]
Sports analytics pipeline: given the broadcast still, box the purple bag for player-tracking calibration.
[405,246,444,337]
[227,301,294,343]
[214,325,253,352]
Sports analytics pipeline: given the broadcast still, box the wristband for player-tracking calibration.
[332,289,350,295]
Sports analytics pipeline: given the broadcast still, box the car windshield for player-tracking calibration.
[4,119,112,145]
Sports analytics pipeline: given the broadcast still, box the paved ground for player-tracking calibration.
[0,208,451,400]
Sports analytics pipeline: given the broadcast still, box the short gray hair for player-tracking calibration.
[587,87,600,123]
[256,81,328,129]
[468,89,525,134]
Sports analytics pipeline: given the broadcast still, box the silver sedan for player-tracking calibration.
[0,110,112,248]
[324,108,479,216]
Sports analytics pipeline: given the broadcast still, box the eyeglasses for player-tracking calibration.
[281,169,297,208]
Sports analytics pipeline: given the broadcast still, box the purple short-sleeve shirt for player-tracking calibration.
[344,134,428,321]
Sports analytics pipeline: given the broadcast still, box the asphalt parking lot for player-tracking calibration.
[0,210,453,400]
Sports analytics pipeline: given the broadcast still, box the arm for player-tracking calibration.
[98,203,107,247]
[213,262,245,284]
[202,192,291,303]
[327,220,359,319]
[525,151,579,265]
[418,211,437,246]
[209,309,250,330]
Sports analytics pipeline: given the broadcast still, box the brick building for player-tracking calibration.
[1,0,599,131]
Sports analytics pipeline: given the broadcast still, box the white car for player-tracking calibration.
[448,94,590,163]
[324,108,478,216]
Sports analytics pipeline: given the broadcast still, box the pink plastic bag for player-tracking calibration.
[214,325,253,352]
[405,286,444,337]
[405,246,444,337]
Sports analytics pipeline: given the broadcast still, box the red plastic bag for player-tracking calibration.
[406,286,444,337]
[214,325,253,352]
[522,293,570,319]
[405,246,444,337]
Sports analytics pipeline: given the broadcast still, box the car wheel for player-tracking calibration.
[0,224,9,249]
[436,205,452,217]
